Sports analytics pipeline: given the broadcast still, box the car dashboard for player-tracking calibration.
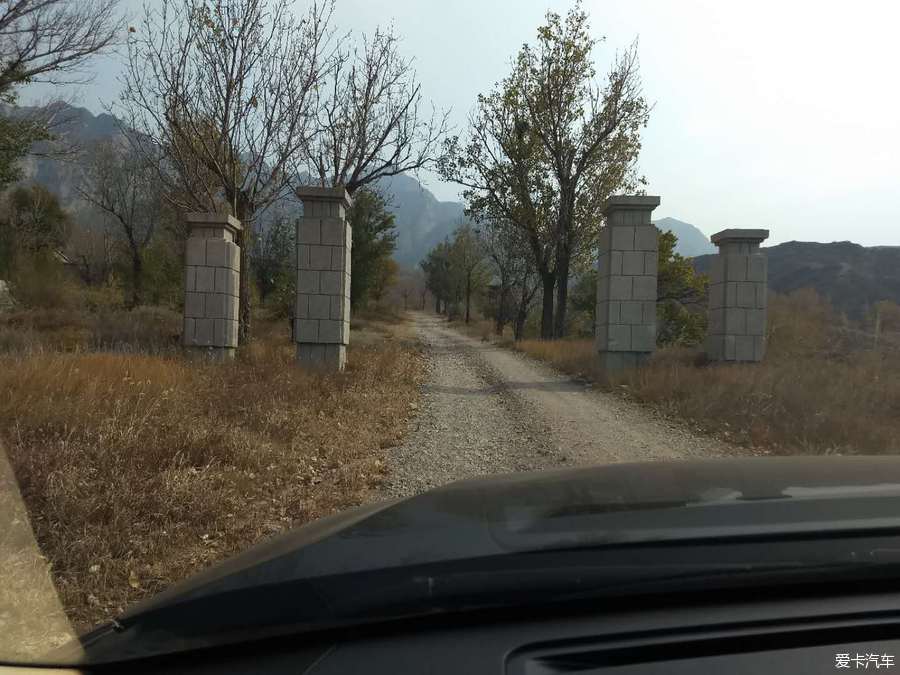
[18,582,899,675]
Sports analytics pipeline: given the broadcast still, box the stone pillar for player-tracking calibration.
[706,229,770,362]
[596,195,661,375]
[294,186,352,370]
[183,213,241,360]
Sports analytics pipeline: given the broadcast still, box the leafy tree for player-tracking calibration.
[0,185,72,308]
[251,209,295,305]
[567,269,598,336]
[0,110,48,189]
[442,4,647,338]
[349,189,397,309]
[549,231,708,345]
[515,4,648,337]
[370,257,398,307]
[657,230,708,346]
[0,184,69,276]
[421,225,489,323]
[478,218,539,337]
[439,71,558,338]
[141,230,185,307]
[450,224,489,324]
[421,239,452,314]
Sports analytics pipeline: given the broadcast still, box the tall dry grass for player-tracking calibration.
[0,306,182,355]
[512,338,599,380]
[510,290,900,455]
[0,316,423,633]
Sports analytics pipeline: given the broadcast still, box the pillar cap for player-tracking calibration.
[186,212,242,233]
[295,185,353,209]
[711,229,769,245]
[601,195,661,216]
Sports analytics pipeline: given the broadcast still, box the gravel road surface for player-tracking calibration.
[381,312,743,499]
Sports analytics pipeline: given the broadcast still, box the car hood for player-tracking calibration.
[75,456,900,663]
[123,455,900,617]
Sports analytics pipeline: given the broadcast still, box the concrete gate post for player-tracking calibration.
[706,229,770,362]
[294,186,352,371]
[596,195,662,376]
[183,213,242,360]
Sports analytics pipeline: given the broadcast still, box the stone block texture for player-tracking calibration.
[706,229,770,362]
[596,196,661,375]
[183,213,241,358]
[295,187,352,371]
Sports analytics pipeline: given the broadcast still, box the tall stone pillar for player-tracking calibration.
[596,195,661,375]
[294,186,352,370]
[706,229,770,362]
[183,213,241,360]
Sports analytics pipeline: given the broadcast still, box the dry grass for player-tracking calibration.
[512,338,599,380]
[508,291,900,456]
[0,306,181,355]
[448,317,501,342]
[0,313,424,641]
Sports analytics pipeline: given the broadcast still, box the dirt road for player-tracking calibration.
[382,312,743,498]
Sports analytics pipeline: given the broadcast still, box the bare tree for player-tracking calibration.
[303,26,448,194]
[117,0,334,341]
[77,140,163,307]
[0,0,124,186]
[0,0,123,89]
[66,212,115,287]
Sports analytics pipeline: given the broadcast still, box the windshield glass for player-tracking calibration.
[1,0,899,666]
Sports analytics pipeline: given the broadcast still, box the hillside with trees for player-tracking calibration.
[693,241,900,320]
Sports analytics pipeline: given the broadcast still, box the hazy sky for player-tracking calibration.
[25,0,900,246]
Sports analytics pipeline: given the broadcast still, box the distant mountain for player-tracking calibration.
[7,102,464,268]
[693,241,900,319]
[5,103,122,204]
[374,175,466,268]
[653,217,715,257]
[381,203,719,266]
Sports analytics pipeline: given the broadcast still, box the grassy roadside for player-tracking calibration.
[0,309,424,638]
[448,292,900,456]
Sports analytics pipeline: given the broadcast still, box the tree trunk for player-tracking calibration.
[553,244,570,338]
[495,272,510,336]
[435,295,441,313]
[513,313,527,341]
[130,248,143,308]
[514,298,528,341]
[234,196,254,346]
[238,230,252,345]
[540,272,555,340]
[465,270,472,324]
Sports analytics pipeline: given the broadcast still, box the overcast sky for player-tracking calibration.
[24,0,900,246]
